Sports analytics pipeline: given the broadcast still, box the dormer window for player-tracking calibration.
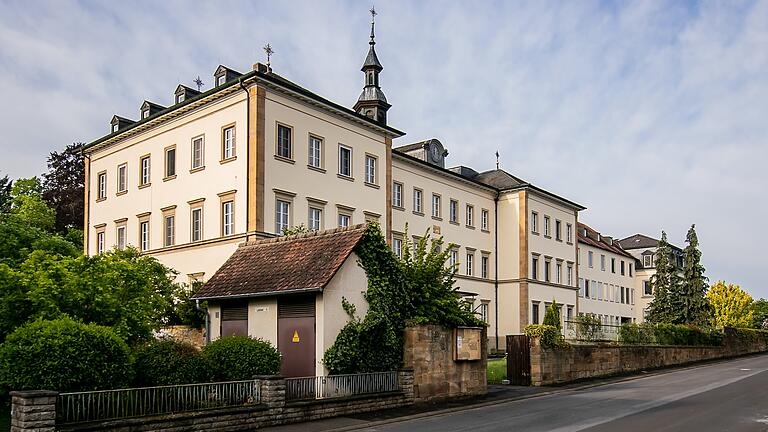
[217,75,226,86]
[142,110,149,119]
[112,124,119,133]
[176,94,185,104]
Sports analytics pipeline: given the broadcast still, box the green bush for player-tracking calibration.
[542,301,562,330]
[653,323,722,346]
[618,323,655,344]
[0,318,132,392]
[202,336,280,380]
[133,339,211,387]
[323,313,401,375]
[524,324,568,349]
[574,315,602,341]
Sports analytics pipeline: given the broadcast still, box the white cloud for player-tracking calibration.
[0,0,766,296]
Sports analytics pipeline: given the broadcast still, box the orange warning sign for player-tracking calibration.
[292,330,300,343]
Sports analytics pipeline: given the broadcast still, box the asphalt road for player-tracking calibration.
[360,355,768,432]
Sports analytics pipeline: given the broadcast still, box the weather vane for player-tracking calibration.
[370,5,377,23]
[263,44,274,69]
[495,151,500,170]
[193,76,204,92]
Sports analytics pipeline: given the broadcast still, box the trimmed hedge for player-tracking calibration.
[618,323,723,346]
[0,318,132,392]
[133,339,211,387]
[202,336,280,380]
[524,324,568,349]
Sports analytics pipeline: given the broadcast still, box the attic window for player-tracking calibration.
[216,75,226,86]
[142,109,149,119]
[176,94,185,104]
[112,123,119,133]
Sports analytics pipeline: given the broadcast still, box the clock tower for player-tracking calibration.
[353,7,391,125]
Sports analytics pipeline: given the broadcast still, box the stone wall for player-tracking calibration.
[11,372,414,432]
[530,327,768,386]
[155,325,206,349]
[403,325,487,402]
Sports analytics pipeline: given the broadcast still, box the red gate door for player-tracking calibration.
[278,297,316,377]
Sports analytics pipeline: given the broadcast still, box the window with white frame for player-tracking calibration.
[481,255,489,279]
[449,199,458,223]
[191,208,203,242]
[531,211,539,233]
[140,156,151,186]
[480,302,489,324]
[566,223,572,243]
[112,123,119,133]
[450,248,458,268]
[393,182,403,208]
[217,75,226,86]
[588,251,594,268]
[96,231,105,254]
[338,212,351,228]
[601,254,606,271]
[276,200,290,234]
[466,252,474,276]
[365,155,376,184]
[567,264,573,286]
[532,302,540,324]
[222,201,234,236]
[139,221,149,251]
[531,255,539,280]
[393,236,403,258]
[544,259,551,282]
[309,207,322,231]
[585,279,591,298]
[466,205,474,227]
[277,124,292,159]
[544,216,550,237]
[611,258,616,273]
[191,136,204,169]
[116,225,126,250]
[338,145,352,177]
[413,189,423,213]
[164,215,175,247]
[165,147,176,177]
[556,262,562,284]
[578,278,584,297]
[308,135,322,168]
[629,263,633,277]
[97,172,107,200]
[223,126,236,159]
[117,163,127,192]
[481,209,489,231]
[555,220,562,241]
[431,194,441,218]
[644,280,652,296]
[643,254,653,267]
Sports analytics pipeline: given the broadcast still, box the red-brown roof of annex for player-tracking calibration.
[193,224,367,300]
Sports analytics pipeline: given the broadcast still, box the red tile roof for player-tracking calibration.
[577,222,634,259]
[193,224,368,300]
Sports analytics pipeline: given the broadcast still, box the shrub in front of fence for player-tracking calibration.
[524,324,568,349]
[617,322,723,346]
[0,317,132,393]
[203,336,280,380]
[133,339,212,387]
[617,323,655,344]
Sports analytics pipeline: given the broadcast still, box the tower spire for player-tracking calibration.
[354,5,391,125]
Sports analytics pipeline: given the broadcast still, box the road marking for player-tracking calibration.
[740,368,751,371]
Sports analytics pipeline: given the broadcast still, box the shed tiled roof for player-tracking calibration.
[193,224,367,300]
[577,222,634,259]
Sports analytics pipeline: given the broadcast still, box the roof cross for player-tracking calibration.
[263,44,274,69]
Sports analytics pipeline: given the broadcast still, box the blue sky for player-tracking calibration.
[1,1,766,297]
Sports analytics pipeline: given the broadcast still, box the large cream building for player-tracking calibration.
[82,17,653,356]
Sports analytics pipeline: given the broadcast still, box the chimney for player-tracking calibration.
[253,62,270,73]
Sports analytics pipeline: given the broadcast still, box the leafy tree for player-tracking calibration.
[706,281,753,328]
[646,231,676,323]
[676,225,710,325]
[542,300,562,330]
[752,299,768,329]
[165,281,207,329]
[9,177,55,232]
[0,174,11,213]
[42,143,85,233]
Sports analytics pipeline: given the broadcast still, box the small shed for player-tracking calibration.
[194,224,370,377]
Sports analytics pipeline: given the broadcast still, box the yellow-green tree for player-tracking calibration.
[706,281,753,328]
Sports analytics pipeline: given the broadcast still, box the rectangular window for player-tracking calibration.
[117,163,127,192]
[578,278,584,297]
[165,147,176,178]
[621,287,626,304]
[338,213,351,228]
[544,259,551,282]
[629,263,633,277]
[466,205,474,227]
[308,207,322,231]
[277,124,292,159]
[466,252,474,276]
[276,200,290,234]
[191,136,204,169]
[449,200,459,223]
[620,260,625,276]
[164,215,175,247]
[644,280,652,296]
[588,251,594,268]
[365,155,377,184]
[531,211,539,233]
[643,255,652,267]
[481,255,489,279]
[450,249,458,268]
[338,145,352,177]
[600,254,606,271]
[223,126,236,159]
[97,172,107,200]
[585,279,591,298]
[555,220,562,241]
[96,231,105,254]
[556,262,562,284]
[532,255,539,280]
[140,156,151,186]
[481,209,489,231]
[567,264,573,286]
[480,303,489,324]
[566,223,573,243]
[431,194,441,218]
[222,201,234,236]
[139,221,149,251]
[116,225,126,250]
[413,189,423,213]
[393,182,403,208]
[567,306,574,322]
[631,289,635,305]
[308,135,322,168]
[544,216,550,236]
[611,258,616,273]
[191,208,203,242]
[216,75,226,86]
[597,282,603,300]
[532,303,540,325]
[393,237,403,259]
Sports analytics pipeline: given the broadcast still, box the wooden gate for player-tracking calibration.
[506,335,531,386]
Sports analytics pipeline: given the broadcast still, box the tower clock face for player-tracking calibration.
[430,145,440,162]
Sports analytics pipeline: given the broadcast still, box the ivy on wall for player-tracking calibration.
[323,223,483,374]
